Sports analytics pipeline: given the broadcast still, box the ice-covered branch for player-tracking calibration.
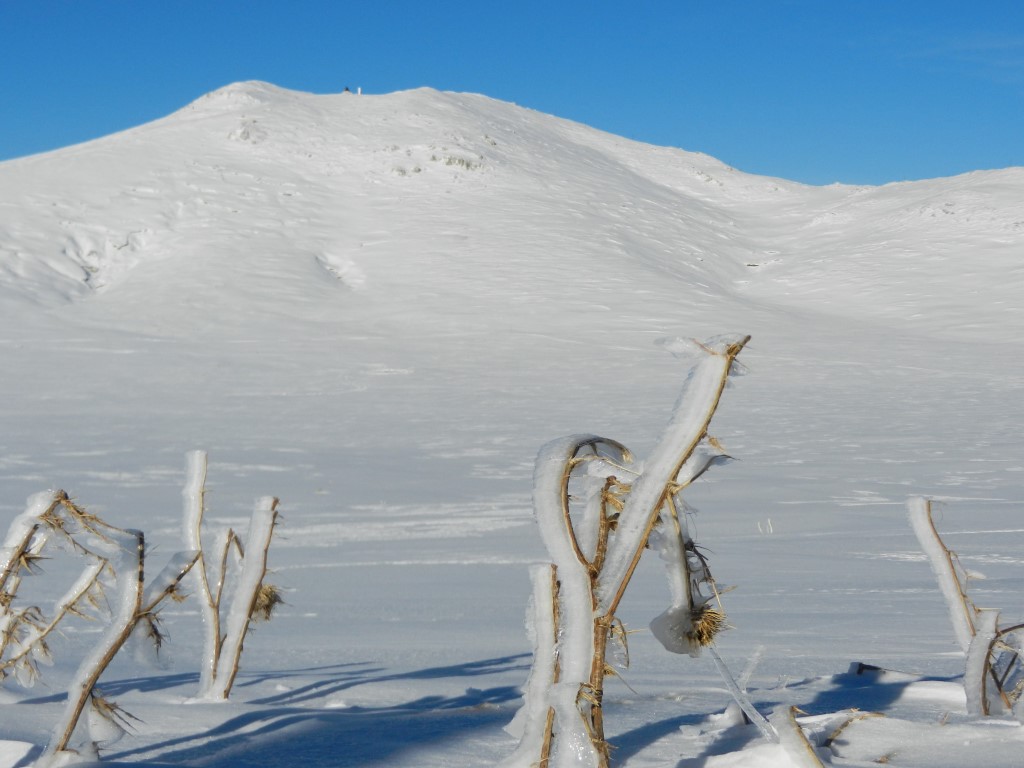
[505,334,748,767]
[597,335,748,615]
[182,450,222,692]
[906,497,976,652]
[40,529,144,764]
[206,496,280,700]
[965,609,1001,717]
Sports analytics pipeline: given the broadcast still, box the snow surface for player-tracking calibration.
[1,81,1023,766]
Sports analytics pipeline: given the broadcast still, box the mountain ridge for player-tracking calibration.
[1,81,1021,343]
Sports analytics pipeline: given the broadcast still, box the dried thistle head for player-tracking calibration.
[688,605,727,647]
[252,583,284,622]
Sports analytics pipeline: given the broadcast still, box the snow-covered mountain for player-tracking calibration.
[5,81,1021,337]
[2,83,1023,767]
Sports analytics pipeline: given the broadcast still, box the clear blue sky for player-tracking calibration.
[2,1,1022,185]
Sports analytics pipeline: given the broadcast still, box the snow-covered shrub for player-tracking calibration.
[0,451,282,763]
[503,334,749,768]
[182,450,282,700]
[907,497,1024,719]
[0,491,198,764]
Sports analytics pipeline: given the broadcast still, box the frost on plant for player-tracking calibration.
[1,450,283,761]
[0,490,199,764]
[183,450,282,700]
[502,334,750,768]
[907,497,1024,719]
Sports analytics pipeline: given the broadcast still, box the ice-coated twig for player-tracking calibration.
[40,529,144,763]
[906,497,976,652]
[649,494,723,657]
[707,646,778,742]
[504,334,748,768]
[0,560,106,680]
[182,450,222,692]
[1,492,132,684]
[906,496,1024,718]
[207,496,280,700]
[502,565,558,768]
[965,608,1001,716]
[597,335,749,615]
[182,451,282,700]
[770,706,826,767]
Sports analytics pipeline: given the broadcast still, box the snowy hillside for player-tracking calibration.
[1,82,1024,766]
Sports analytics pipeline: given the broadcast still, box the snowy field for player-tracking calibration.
[1,82,1024,766]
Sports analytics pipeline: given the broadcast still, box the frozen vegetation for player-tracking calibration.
[1,81,1024,766]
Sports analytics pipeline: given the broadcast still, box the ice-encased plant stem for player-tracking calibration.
[501,564,559,768]
[906,497,976,652]
[965,608,1001,717]
[208,495,280,700]
[906,496,1024,719]
[0,489,202,763]
[40,529,144,764]
[1,492,127,686]
[503,334,748,768]
[183,451,281,700]
[182,450,221,694]
[596,338,748,615]
[2,489,201,763]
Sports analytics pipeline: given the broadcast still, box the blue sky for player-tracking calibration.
[2,1,1022,185]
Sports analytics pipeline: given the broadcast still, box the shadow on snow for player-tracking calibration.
[90,655,530,767]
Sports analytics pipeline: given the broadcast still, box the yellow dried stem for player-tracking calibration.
[557,437,633,572]
[921,499,978,639]
[602,337,748,621]
[1,523,42,594]
[47,531,146,757]
[823,711,885,748]
[539,707,555,768]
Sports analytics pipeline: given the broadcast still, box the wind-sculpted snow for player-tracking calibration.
[1,83,1024,766]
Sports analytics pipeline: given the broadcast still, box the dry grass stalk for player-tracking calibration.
[822,710,884,748]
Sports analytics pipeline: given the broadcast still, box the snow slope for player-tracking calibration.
[1,82,1023,766]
